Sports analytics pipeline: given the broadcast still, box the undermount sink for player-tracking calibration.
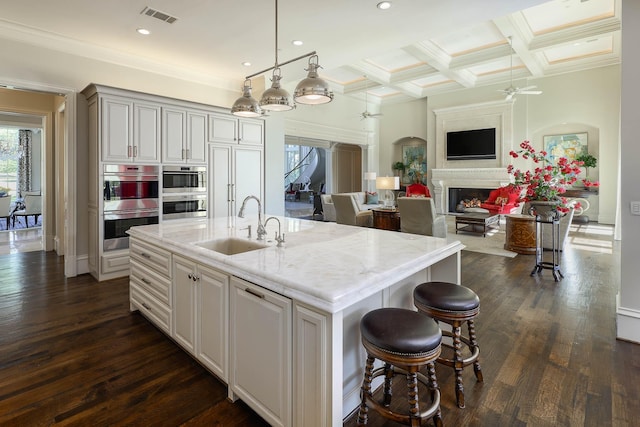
[195,237,268,255]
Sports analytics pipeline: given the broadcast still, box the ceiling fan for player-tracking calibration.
[360,77,383,120]
[499,36,542,101]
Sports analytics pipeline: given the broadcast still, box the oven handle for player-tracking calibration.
[104,209,159,220]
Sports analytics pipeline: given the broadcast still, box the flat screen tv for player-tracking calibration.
[446,128,496,160]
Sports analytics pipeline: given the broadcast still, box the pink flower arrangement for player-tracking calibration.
[507,140,583,213]
[582,179,600,188]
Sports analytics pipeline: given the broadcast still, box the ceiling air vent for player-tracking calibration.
[140,6,178,24]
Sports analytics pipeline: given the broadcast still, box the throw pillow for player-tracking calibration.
[366,192,379,204]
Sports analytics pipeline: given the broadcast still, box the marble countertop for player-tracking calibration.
[128,216,465,313]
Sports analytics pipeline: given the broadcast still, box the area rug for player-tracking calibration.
[445,215,518,258]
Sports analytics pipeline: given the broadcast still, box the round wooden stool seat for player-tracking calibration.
[356,308,444,427]
[414,282,483,409]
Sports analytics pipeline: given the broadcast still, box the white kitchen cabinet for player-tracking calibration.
[208,113,264,146]
[173,255,198,354]
[173,255,229,381]
[230,277,292,427]
[129,237,173,335]
[209,144,263,218]
[162,107,207,164]
[101,96,161,163]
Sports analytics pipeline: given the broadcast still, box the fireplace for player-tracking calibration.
[431,168,512,214]
[448,188,492,213]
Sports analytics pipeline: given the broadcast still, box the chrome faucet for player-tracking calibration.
[238,195,267,240]
[264,216,285,247]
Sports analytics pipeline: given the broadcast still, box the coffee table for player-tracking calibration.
[455,212,500,237]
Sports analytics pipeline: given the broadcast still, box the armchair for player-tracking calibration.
[397,197,447,238]
[480,184,522,215]
[332,194,373,228]
[12,193,42,228]
[320,194,336,222]
[405,182,431,198]
[0,196,11,230]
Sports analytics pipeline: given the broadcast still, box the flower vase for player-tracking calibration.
[528,200,562,221]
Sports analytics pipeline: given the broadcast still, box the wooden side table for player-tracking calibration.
[372,208,401,231]
[504,214,536,254]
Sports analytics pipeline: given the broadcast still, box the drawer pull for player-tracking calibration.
[139,252,151,259]
[141,277,151,285]
[141,302,151,311]
[245,288,265,299]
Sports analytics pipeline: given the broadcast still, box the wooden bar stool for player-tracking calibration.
[356,308,444,427]
[413,282,482,409]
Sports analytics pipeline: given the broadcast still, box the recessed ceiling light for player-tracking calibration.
[377,1,392,10]
[292,40,303,46]
[242,61,252,67]
[136,28,151,35]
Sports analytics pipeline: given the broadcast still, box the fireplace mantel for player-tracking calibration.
[431,168,512,213]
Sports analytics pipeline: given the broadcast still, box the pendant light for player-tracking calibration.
[260,0,294,111]
[294,55,334,105]
[231,79,262,118]
[260,68,294,111]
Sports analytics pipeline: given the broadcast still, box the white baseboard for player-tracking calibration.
[76,254,89,275]
[616,294,640,344]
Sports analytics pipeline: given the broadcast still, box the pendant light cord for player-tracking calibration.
[274,0,279,69]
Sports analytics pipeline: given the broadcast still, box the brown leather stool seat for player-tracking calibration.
[356,308,444,427]
[413,281,482,409]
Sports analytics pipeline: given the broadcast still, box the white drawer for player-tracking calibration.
[130,261,171,306]
[130,283,172,334]
[101,250,130,274]
[130,238,171,277]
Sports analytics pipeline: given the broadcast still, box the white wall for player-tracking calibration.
[379,99,428,176]
[618,0,640,343]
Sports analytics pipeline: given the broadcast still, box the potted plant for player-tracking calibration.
[392,161,406,173]
[575,153,597,177]
[508,140,583,217]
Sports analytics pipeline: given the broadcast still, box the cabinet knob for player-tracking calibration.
[187,273,193,280]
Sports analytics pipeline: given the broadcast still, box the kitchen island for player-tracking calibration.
[127,216,464,427]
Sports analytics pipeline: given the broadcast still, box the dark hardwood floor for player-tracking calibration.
[1,223,638,426]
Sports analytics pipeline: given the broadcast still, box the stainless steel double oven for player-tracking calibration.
[161,165,207,220]
[103,164,159,251]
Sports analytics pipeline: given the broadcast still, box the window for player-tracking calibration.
[0,127,20,199]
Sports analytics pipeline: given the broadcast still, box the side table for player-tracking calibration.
[371,208,401,231]
[531,215,563,281]
[504,214,536,254]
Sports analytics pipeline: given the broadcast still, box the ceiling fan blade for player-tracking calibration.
[519,85,538,91]
[520,90,542,95]
[505,93,514,101]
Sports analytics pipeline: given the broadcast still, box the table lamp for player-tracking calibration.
[364,172,377,193]
[376,176,400,208]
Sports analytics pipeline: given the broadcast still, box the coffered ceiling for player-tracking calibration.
[0,0,620,106]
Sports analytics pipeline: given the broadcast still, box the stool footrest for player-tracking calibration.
[363,366,442,423]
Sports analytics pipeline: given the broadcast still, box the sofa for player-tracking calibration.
[320,192,380,222]
[480,184,522,215]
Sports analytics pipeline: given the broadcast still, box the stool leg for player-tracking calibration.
[383,363,394,407]
[468,319,483,382]
[357,355,375,426]
[452,323,465,408]
[426,362,443,427]
[406,370,420,426]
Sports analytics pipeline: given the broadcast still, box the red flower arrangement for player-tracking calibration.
[507,140,582,213]
[582,178,600,188]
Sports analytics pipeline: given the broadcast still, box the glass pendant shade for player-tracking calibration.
[231,79,262,117]
[294,55,334,105]
[260,69,293,111]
